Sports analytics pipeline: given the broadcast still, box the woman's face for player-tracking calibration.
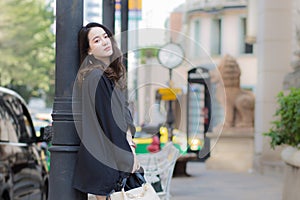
[88,27,113,64]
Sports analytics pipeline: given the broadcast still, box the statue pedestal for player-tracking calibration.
[205,127,254,172]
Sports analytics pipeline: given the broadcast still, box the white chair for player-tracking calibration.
[137,142,180,200]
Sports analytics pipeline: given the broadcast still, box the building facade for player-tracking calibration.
[123,0,297,173]
[179,0,256,89]
[166,0,296,172]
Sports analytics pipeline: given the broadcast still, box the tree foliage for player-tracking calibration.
[139,47,159,64]
[0,0,55,104]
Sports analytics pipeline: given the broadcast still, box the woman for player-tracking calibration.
[72,22,138,200]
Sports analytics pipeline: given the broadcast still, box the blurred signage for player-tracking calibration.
[158,88,182,101]
[187,67,211,134]
[115,0,142,20]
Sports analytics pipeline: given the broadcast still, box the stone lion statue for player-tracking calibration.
[211,55,255,128]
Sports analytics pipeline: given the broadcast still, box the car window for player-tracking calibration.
[0,100,19,143]
[0,94,33,143]
[23,113,34,139]
[0,106,9,141]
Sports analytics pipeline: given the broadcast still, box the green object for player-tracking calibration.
[135,141,194,155]
[264,88,300,149]
[135,143,150,154]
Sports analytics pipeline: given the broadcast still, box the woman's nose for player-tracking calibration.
[102,39,107,46]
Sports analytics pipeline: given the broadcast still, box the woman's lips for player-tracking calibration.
[104,46,111,51]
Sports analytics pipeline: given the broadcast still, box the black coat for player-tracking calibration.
[72,68,135,196]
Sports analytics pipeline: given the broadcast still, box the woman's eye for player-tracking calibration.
[94,39,100,43]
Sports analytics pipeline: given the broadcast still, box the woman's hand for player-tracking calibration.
[126,132,140,173]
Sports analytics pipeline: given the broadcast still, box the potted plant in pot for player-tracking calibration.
[264,87,300,200]
[264,87,300,165]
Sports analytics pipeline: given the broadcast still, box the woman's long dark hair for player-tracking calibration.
[77,22,126,89]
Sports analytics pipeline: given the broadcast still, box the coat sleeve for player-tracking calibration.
[124,100,136,138]
[94,74,134,174]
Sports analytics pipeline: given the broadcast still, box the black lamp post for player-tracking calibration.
[157,43,184,141]
[49,0,85,199]
[166,69,175,141]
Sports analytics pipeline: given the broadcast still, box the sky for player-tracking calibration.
[139,0,185,28]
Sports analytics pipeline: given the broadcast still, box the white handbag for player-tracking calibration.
[110,182,160,200]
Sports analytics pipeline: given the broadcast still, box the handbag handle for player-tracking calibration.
[122,183,149,199]
[107,172,146,200]
[120,172,145,189]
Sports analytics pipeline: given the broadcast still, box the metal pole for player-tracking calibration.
[103,0,115,34]
[166,100,174,141]
[121,0,129,72]
[49,0,86,199]
[167,69,174,141]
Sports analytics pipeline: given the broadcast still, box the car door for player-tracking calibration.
[0,93,44,200]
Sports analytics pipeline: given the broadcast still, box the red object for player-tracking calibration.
[147,135,160,153]
[202,107,209,124]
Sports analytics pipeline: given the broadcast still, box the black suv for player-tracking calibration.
[0,87,48,200]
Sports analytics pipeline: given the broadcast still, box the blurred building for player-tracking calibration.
[165,0,296,173]
[173,1,257,142]
[133,1,256,130]
[84,0,102,24]
[134,0,296,173]
[174,0,256,90]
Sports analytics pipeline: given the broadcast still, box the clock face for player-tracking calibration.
[158,43,184,69]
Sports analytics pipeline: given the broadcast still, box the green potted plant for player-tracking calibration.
[264,87,300,200]
[264,87,300,166]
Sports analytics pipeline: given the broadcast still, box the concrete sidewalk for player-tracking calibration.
[89,162,283,200]
[170,162,283,200]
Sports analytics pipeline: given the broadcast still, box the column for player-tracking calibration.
[254,0,293,171]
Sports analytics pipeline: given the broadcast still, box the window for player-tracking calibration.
[87,2,99,7]
[240,18,253,54]
[194,20,201,57]
[0,106,9,142]
[211,18,222,55]
[0,99,19,143]
[0,94,33,143]
[87,12,99,18]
